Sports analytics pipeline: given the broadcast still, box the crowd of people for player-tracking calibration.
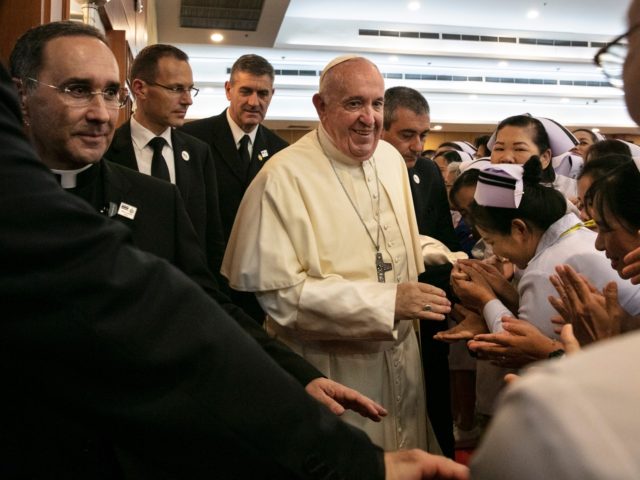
[3,1,640,478]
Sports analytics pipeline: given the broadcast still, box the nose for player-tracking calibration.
[359,105,375,126]
[594,231,605,252]
[410,134,423,153]
[181,90,193,106]
[247,92,259,106]
[493,151,514,164]
[85,93,111,122]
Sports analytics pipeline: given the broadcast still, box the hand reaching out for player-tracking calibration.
[305,377,388,421]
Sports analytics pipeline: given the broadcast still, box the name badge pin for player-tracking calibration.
[117,202,137,220]
[413,174,421,184]
[181,151,190,161]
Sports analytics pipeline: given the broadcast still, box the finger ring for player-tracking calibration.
[423,304,432,312]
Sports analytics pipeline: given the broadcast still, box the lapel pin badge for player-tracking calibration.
[258,149,269,161]
[413,173,421,184]
[181,150,190,161]
[117,202,137,220]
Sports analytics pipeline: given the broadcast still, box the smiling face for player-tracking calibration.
[381,106,430,169]
[476,222,536,270]
[572,130,595,158]
[225,71,274,133]
[22,35,119,170]
[313,59,385,162]
[593,207,640,275]
[490,125,552,169]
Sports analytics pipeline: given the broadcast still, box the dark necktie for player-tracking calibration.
[238,134,251,175]
[148,137,170,182]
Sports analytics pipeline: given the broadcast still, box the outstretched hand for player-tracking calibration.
[467,316,559,368]
[384,450,469,480]
[305,377,388,421]
[434,303,488,343]
[395,282,451,321]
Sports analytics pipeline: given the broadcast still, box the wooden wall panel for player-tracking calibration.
[0,0,70,67]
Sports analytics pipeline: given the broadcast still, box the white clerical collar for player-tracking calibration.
[226,108,258,147]
[317,124,372,167]
[130,116,173,152]
[51,164,94,189]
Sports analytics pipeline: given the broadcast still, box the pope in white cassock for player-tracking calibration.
[222,55,451,452]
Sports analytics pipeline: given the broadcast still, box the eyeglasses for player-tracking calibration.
[27,77,129,109]
[145,81,199,97]
[594,24,640,89]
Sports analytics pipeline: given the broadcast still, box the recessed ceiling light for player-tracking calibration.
[210,33,224,42]
[527,9,539,19]
[432,125,443,131]
[498,60,509,68]
[408,1,420,11]
[560,98,570,103]
[469,94,478,100]
[389,55,399,62]
[592,128,601,133]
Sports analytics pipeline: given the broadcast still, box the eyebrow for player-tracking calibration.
[494,141,530,146]
[61,77,121,88]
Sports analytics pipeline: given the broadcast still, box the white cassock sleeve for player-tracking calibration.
[257,277,399,341]
[419,234,468,266]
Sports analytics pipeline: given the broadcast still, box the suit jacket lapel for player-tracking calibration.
[102,160,135,227]
[248,125,269,181]
[212,112,248,184]
[107,121,139,171]
[171,130,192,200]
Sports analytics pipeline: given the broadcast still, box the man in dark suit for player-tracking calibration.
[181,54,289,322]
[382,86,462,459]
[181,54,289,241]
[1,35,468,479]
[105,44,225,276]
[11,20,392,426]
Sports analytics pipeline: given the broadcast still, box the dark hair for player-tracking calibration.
[449,168,480,207]
[437,141,463,152]
[421,149,436,159]
[230,54,274,82]
[383,86,430,130]
[436,150,463,165]
[572,128,599,143]
[130,44,189,83]
[10,21,107,87]
[585,139,631,163]
[585,158,640,233]
[579,153,632,181]
[495,114,555,183]
[469,156,566,235]
[474,134,491,150]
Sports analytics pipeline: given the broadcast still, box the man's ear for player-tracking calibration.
[224,80,232,101]
[312,93,325,120]
[13,77,30,125]
[131,78,146,100]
